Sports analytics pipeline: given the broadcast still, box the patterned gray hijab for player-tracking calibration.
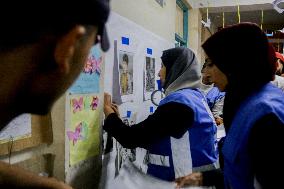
[161,47,202,96]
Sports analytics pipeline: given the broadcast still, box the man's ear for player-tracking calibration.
[54,25,86,74]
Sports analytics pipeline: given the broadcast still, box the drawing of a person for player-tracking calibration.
[146,58,155,92]
[120,54,131,95]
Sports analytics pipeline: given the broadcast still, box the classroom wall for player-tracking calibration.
[100,10,173,189]
[0,1,204,189]
[111,0,176,43]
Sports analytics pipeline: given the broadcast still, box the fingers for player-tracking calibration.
[215,117,223,126]
[111,103,120,117]
[175,172,203,188]
[104,93,114,117]
[104,93,112,106]
[175,180,183,189]
[112,103,118,109]
[111,104,118,111]
[104,106,115,117]
[175,176,187,189]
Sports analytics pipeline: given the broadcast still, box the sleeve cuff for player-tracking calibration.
[103,113,120,131]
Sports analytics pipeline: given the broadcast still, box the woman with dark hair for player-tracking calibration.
[120,53,131,95]
[275,52,284,76]
[104,47,218,182]
[176,23,284,189]
[201,59,225,125]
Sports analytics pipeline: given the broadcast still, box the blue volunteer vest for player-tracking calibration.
[206,87,226,109]
[222,83,284,189]
[146,88,218,181]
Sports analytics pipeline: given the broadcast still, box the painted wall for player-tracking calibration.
[111,0,176,43]
[188,8,203,63]
[111,0,204,63]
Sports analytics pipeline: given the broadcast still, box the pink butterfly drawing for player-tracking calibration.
[83,55,102,75]
[72,97,83,113]
[90,96,99,110]
[67,122,83,146]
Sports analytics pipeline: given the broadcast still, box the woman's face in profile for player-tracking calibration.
[205,58,228,91]
[158,63,166,87]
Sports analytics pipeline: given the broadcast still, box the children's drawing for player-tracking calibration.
[67,121,88,146]
[72,97,83,113]
[69,44,102,94]
[68,95,101,166]
[119,51,134,96]
[90,96,99,110]
[67,123,82,145]
[115,112,137,174]
[84,55,102,75]
[145,57,155,92]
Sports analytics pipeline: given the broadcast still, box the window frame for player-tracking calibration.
[175,0,189,47]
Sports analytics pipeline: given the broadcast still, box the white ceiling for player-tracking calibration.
[199,2,284,30]
[186,0,275,8]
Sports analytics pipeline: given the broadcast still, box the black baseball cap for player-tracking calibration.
[0,0,110,52]
[96,23,110,52]
[90,0,111,52]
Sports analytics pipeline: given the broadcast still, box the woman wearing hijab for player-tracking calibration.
[104,47,218,181]
[201,60,225,125]
[176,23,284,189]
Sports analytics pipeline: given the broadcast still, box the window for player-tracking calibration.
[175,0,188,47]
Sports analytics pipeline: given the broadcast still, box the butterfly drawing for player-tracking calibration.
[83,55,102,75]
[67,122,83,146]
[72,97,83,113]
[67,122,88,146]
[90,96,99,110]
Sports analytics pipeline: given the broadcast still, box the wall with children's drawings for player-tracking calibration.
[104,11,173,125]
[64,44,106,189]
[100,11,173,188]
[65,10,174,188]
[0,3,175,189]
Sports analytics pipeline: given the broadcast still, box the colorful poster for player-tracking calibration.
[143,56,156,100]
[119,51,134,96]
[145,57,155,92]
[67,95,101,166]
[69,45,102,94]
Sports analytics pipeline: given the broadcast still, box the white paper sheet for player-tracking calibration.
[143,56,156,101]
[112,160,207,189]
